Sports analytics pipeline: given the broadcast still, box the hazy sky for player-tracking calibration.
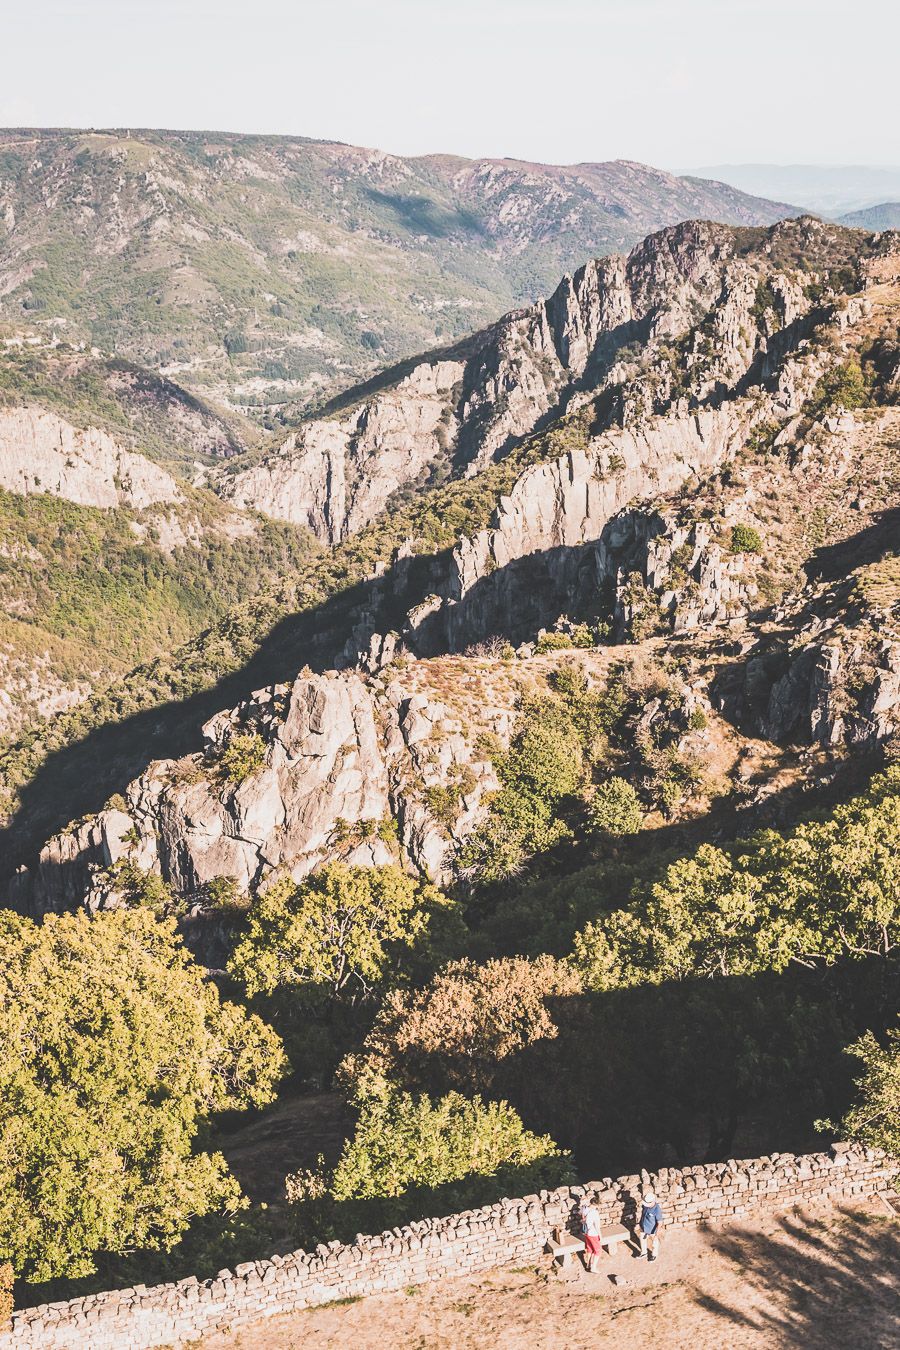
[1,0,897,169]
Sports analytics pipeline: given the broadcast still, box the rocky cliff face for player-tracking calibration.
[9,220,900,913]
[720,576,900,749]
[0,406,182,508]
[216,215,877,548]
[217,220,778,543]
[220,360,466,541]
[15,655,524,911]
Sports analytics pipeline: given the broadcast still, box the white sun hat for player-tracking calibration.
[642,1191,656,1205]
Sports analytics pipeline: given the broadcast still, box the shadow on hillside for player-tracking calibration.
[1,534,617,888]
[806,504,900,583]
[694,1207,900,1348]
[6,490,895,897]
[381,956,899,1179]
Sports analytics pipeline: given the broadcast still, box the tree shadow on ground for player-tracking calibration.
[693,1205,900,1349]
[805,505,900,584]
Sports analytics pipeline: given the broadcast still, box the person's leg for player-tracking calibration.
[647,1231,659,1261]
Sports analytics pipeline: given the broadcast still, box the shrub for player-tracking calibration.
[730,523,763,554]
[98,859,180,916]
[805,358,872,416]
[217,731,267,784]
[836,1019,900,1159]
[535,632,573,653]
[588,777,644,837]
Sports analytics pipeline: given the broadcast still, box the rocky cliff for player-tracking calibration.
[17,655,518,910]
[7,219,900,911]
[216,219,783,542]
[0,405,182,509]
[215,215,877,547]
[0,129,796,414]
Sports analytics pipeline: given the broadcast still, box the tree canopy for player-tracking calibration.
[0,908,285,1281]
[344,955,581,1095]
[571,769,900,989]
[227,864,458,1004]
[330,1070,569,1203]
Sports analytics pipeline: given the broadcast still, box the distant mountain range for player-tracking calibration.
[0,129,796,419]
[697,163,900,216]
[836,202,900,231]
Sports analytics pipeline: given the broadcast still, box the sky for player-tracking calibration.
[1,0,898,170]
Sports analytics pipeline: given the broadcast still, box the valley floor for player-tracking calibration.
[198,1200,899,1349]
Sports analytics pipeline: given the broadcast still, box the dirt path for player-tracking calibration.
[199,1200,899,1349]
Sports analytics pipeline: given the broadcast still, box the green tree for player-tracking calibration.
[228,864,458,1004]
[216,731,267,784]
[571,769,900,991]
[730,523,763,554]
[459,694,584,882]
[330,1071,569,1202]
[588,776,643,837]
[0,908,285,1281]
[837,1019,900,1160]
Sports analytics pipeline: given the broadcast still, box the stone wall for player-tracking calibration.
[3,1145,895,1349]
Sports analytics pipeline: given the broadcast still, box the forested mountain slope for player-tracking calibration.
[0,334,318,739]
[0,130,795,417]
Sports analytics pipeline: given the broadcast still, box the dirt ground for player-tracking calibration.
[199,1199,899,1350]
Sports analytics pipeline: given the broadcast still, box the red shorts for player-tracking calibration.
[584,1235,602,1256]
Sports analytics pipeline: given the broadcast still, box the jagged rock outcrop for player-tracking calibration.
[405,403,758,659]
[727,618,900,748]
[216,219,819,544]
[15,662,511,911]
[0,406,181,508]
[220,360,465,541]
[597,507,759,637]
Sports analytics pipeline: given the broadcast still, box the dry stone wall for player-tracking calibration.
[3,1144,894,1349]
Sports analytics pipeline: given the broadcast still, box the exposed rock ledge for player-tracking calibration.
[14,399,757,914]
[0,405,181,509]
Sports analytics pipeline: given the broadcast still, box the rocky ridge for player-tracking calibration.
[11,220,900,911]
[216,219,798,542]
[0,129,797,414]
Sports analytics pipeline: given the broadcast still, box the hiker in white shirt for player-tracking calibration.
[580,1196,603,1273]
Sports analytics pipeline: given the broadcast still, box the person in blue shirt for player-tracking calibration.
[638,1189,664,1261]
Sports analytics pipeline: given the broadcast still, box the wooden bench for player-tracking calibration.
[546,1227,585,1271]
